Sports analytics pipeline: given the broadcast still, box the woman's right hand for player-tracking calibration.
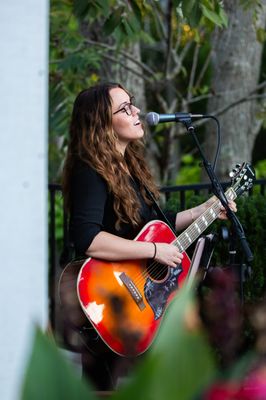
[153,242,183,267]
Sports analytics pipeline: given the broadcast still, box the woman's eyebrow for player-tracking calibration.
[118,99,130,107]
[117,99,130,109]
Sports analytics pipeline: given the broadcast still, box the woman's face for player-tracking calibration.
[110,87,144,154]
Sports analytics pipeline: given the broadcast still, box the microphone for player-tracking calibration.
[146,111,204,126]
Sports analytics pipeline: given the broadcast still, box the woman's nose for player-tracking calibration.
[132,105,140,115]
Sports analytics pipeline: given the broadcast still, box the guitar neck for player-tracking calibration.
[173,187,236,252]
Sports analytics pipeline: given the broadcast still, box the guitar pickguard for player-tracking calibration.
[144,265,183,320]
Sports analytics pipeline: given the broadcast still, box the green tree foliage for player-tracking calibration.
[236,194,266,301]
[49,0,103,180]
[49,0,230,182]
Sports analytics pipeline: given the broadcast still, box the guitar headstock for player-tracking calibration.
[229,162,256,196]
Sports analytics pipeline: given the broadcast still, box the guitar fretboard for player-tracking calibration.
[173,188,236,252]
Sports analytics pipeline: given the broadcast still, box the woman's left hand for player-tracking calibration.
[217,199,237,220]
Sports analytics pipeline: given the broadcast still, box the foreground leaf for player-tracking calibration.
[21,328,97,400]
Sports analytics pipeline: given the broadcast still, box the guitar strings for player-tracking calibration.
[131,212,217,287]
[138,189,235,284]
[130,200,223,288]
[131,187,240,288]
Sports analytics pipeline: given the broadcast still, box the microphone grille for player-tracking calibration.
[145,112,159,126]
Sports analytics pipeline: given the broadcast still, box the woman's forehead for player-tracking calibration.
[109,87,130,107]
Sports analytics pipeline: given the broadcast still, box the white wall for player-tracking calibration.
[0,2,49,399]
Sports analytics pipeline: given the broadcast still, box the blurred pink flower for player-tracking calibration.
[205,366,266,399]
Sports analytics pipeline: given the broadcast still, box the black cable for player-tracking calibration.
[201,115,221,171]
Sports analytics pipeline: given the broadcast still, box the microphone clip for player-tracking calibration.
[177,114,193,129]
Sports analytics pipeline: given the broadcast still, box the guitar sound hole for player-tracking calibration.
[147,261,169,281]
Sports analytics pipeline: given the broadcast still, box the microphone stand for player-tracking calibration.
[179,116,253,264]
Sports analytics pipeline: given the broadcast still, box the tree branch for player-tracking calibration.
[99,53,154,84]
[82,38,157,77]
[165,0,173,78]
[168,41,193,80]
[209,83,266,117]
[195,50,212,88]
[187,43,200,102]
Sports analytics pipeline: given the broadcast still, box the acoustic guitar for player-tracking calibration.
[59,162,255,356]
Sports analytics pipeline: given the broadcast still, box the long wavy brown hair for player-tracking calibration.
[62,82,159,229]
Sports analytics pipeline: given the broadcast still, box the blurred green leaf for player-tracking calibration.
[256,27,266,43]
[182,0,196,17]
[94,0,110,15]
[127,13,141,33]
[103,7,125,35]
[172,0,182,7]
[21,328,97,400]
[73,0,108,18]
[255,159,266,178]
[130,0,143,21]
[200,4,224,27]
[73,0,89,18]
[219,7,228,28]
[185,2,202,27]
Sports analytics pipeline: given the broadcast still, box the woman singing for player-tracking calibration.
[62,82,236,390]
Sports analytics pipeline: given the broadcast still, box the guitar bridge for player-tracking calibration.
[119,272,146,311]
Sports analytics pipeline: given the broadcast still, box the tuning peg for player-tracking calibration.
[229,168,239,178]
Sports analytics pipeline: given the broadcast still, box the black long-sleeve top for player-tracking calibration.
[69,160,162,257]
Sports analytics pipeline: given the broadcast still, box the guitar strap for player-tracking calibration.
[145,187,176,232]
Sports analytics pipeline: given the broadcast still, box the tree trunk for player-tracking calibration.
[114,42,162,183]
[205,0,266,180]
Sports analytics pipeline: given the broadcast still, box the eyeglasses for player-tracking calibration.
[113,96,136,116]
